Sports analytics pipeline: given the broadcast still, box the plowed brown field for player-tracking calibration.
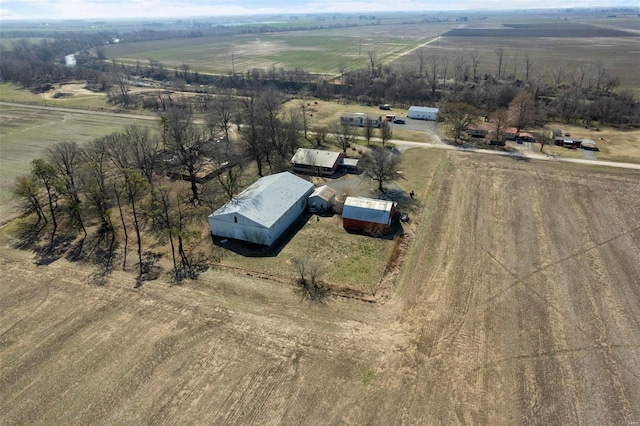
[2,152,639,424]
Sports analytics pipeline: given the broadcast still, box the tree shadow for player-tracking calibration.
[12,221,46,251]
[135,251,162,287]
[34,235,75,266]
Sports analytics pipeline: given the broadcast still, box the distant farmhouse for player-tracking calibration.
[208,172,314,246]
[342,197,396,235]
[291,148,344,176]
[407,106,439,121]
[340,112,382,128]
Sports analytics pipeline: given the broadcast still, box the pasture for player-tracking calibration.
[0,103,158,224]
[2,151,639,424]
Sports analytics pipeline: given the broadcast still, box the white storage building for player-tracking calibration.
[308,185,336,213]
[407,106,439,121]
[208,172,314,246]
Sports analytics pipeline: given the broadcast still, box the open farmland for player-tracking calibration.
[0,103,158,224]
[2,151,639,424]
[105,23,454,76]
[391,21,640,91]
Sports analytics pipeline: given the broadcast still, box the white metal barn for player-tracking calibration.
[208,172,314,246]
[407,106,439,121]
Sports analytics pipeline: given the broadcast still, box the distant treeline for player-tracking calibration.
[1,31,638,127]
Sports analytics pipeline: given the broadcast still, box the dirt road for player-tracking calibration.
[1,152,639,424]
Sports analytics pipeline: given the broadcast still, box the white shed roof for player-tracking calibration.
[209,172,313,228]
[291,148,342,169]
[309,185,336,202]
[342,197,395,225]
[408,106,439,113]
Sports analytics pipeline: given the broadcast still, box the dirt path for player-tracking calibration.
[1,152,639,424]
[0,101,160,121]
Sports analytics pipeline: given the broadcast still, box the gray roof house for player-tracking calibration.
[291,148,344,176]
[208,172,314,246]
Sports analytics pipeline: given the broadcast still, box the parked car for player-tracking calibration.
[379,104,391,110]
[393,119,406,124]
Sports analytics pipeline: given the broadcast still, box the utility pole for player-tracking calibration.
[231,51,235,75]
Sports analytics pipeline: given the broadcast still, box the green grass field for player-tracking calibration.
[0,105,158,223]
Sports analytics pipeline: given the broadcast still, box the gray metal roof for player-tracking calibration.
[209,172,314,228]
[291,148,342,169]
[342,197,395,225]
[408,106,439,113]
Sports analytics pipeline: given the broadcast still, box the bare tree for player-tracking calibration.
[453,52,468,88]
[367,50,377,76]
[311,126,328,147]
[360,147,402,192]
[239,93,266,176]
[489,108,509,143]
[291,257,327,303]
[31,159,59,249]
[211,138,244,200]
[416,49,426,77]
[470,49,480,82]
[440,102,479,143]
[524,54,533,83]
[164,107,207,203]
[426,56,439,97]
[362,117,375,145]
[551,62,568,86]
[205,94,236,142]
[331,123,358,153]
[117,168,148,280]
[80,137,113,234]
[380,120,392,147]
[508,91,537,131]
[111,63,130,108]
[125,125,160,184]
[14,175,46,226]
[495,48,505,80]
[533,129,554,153]
[46,141,86,236]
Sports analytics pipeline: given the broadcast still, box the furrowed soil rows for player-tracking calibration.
[1,152,639,424]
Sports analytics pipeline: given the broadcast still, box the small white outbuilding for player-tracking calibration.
[208,172,314,246]
[308,185,336,213]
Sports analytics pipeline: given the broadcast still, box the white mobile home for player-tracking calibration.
[340,112,382,128]
[208,172,314,246]
[407,106,439,121]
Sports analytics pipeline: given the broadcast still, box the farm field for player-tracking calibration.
[104,23,453,76]
[392,25,640,91]
[0,103,158,224]
[1,152,639,424]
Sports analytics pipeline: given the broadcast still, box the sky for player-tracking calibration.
[0,0,636,20]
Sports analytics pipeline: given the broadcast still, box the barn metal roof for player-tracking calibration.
[342,197,395,225]
[209,172,313,228]
[291,148,342,169]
